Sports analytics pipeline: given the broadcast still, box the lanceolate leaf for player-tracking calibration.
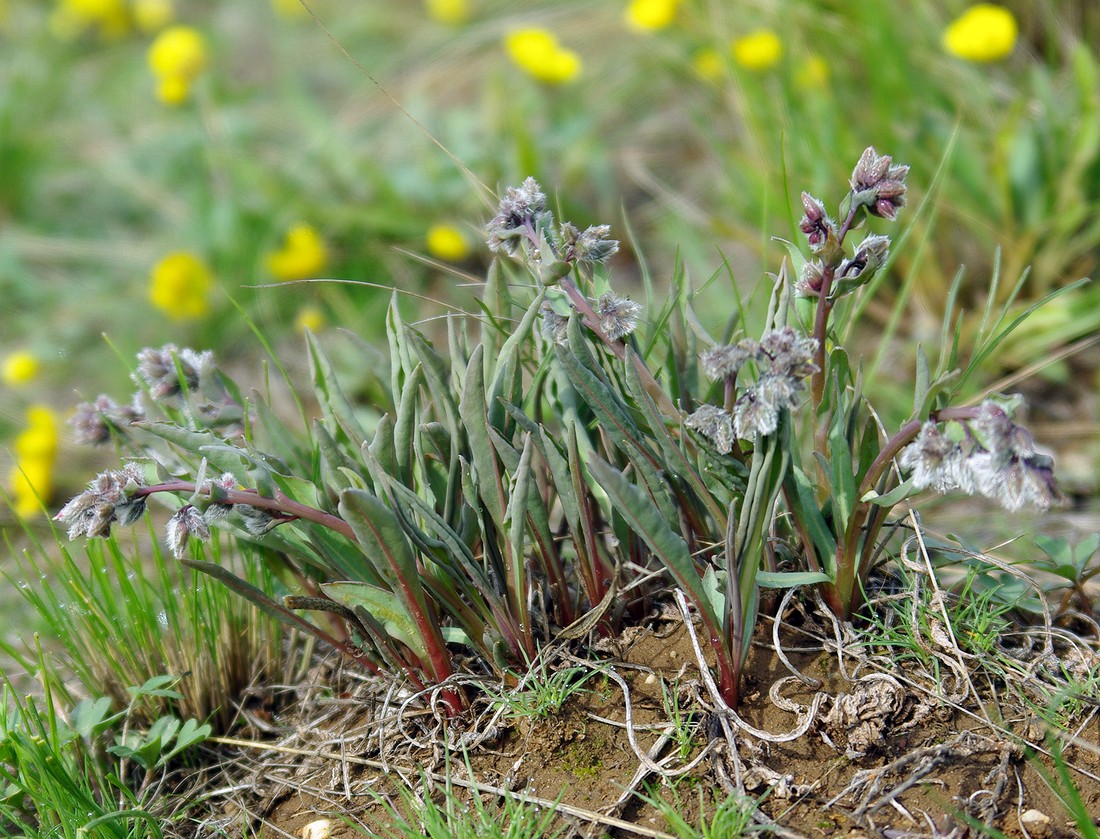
[337,488,450,682]
[306,330,368,448]
[586,455,720,635]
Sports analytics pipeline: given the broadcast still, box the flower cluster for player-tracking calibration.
[486,177,618,278]
[504,28,581,85]
[8,406,59,518]
[266,223,328,281]
[147,24,207,105]
[149,251,213,320]
[70,394,145,445]
[486,177,549,257]
[942,4,1017,63]
[900,400,1062,511]
[55,462,148,538]
[688,326,819,449]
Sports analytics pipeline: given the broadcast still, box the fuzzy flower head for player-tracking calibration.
[595,292,642,342]
[539,301,571,346]
[147,25,207,104]
[486,177,549,256]
[55,463,148,539]
[731,29,782,71]
[625,0,679,32]
[850,147,909,221]
[943,4,1017,62]
[505,28,582,84]
[900,400,1062,512]
[730,326,819,439]
[70,394,145,445]
[2,350,39,386]
[426,223,471,262]
[685,404,735,454]
[425,0,469,25]
[266,224,328,281]
[701,338,757,381]
[134,344,213,404]
[149,251,213,320]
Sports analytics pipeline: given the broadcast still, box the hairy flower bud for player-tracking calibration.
[166,504,211,558]
[798,192,837,253]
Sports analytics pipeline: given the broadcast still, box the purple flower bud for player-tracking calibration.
[850,147,909,221]
[798,192,836,252]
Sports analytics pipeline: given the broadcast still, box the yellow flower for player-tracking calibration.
[795,54,829,90]
[425,0,469,25]
[731,29,782,71]
[692,47,724,81]
[624,0,678,32]
[505,28,582,84]
[149,251,213,320]
[426,224,470,262]
[266,224,328,281]
[132,0,173,32]
[147,25,207,104]
[2,351,40,386]
[271,0,308,19]
[294,305,326,334]
[9,405,59,518]
[50,0,129,39]
[943,4,1017,62]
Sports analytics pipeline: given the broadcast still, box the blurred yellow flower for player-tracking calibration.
[266,224,328,281]
[294,305,326,334]
[624,0,678,32]
[425,0,469,25]
[943,4,1017,62]
[731,29,782,71]
[2,351,40,386]
[505,28,581,84]
[50,0,129,40]
[426,224,470,262]
[9,405,59,518]
[132,0,173,32]
[271,0,308,19]
[692,47,724,81]
[147,25,207,104]
[149,251,213,320]
[795,54,829,89]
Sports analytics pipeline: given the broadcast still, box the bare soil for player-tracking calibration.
[175,604,1100,839]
